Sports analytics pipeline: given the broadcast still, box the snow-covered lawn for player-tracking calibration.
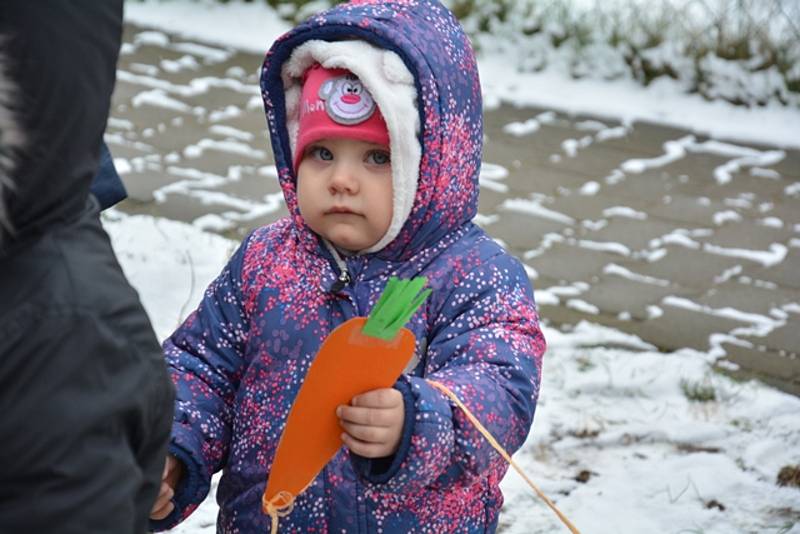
[105,211,800,533]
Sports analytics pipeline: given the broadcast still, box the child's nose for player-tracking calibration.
[328,162,359,194]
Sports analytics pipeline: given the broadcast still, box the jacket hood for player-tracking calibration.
[260,0,483,261]
[0,1,123,252]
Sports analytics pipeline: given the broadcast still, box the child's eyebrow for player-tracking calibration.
[305,142,329,151]
[364,143,391,150]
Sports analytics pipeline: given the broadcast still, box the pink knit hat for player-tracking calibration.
[293,64,390,171]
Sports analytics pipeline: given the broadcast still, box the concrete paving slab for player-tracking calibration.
[121,170,186,202]
[535,301,630,334]
[211,169,284,199]
[575,217,682,252]
[740,247,800,290]
[629,246,745,291]
[628,304,750,353]
[542,192,636,222]
[550,142,650,184]
[742,322,800,357]
[500,165,593,197]
[720,343,800,395]
[701,219,794,250]
[476,191,508,216]
[123,118,210,155]
[755,200,800,229]
[526,241,621,283]
[599,170,693,205]
[697,281,800,318]
[483,211,569,256]
[103,138,154,160]
[657,153,738,184]
[595,120,689,156]
[771,151,800,180]
[214,112,271,144]
[178,149,269,177]
[709,172,796,201]
[644,194,738,226]
[577,273,690,320]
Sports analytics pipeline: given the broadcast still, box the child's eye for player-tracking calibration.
[309,146,333,161]
[366,150,390,165]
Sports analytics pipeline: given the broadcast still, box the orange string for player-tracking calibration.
[427,379,582,534]
[261,490,295,534]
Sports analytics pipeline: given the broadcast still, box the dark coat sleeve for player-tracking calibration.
[0,310,174,534]
[0,210,175,534]
[89,141,128,210]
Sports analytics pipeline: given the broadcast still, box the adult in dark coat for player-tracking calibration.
[0,2,174,532]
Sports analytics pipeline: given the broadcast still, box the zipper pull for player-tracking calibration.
[330,269,351,293]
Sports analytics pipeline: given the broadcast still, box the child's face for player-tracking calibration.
[297,137,393,253]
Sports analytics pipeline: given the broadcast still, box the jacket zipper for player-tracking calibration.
[324,240,352,293]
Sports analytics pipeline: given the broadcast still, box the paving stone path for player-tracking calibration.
[110,24,800,394]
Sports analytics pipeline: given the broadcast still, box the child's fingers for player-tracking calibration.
[337,405,395,427]
[150,499,175,521]
[153,482,174,510]
[339,420,391,443]
[150,483,175,520]
[351,388,401,408]
[341,432,391,458]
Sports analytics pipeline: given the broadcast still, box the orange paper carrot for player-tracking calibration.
[262,277,430,531]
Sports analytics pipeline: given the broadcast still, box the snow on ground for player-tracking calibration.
[104,211,800,533]
[102,209,238,339]
[125,0,289,57]
[124,0,800,150]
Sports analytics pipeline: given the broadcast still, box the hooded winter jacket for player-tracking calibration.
[153,1,545,532]
[0,3,174,533]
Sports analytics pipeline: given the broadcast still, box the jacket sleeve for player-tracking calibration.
[149,236,252,531]
[0,313,174,534]
[353,253,545,493]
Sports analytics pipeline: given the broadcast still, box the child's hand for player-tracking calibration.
[337,388,404,458]
[150,455,184,521]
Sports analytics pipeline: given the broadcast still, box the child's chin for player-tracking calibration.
[327,234,363,252]
[328,233,376,253]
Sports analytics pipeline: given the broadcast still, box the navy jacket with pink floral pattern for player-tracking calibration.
[151,1,546,532]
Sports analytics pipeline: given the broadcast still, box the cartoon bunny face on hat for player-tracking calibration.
[319,74,376,125]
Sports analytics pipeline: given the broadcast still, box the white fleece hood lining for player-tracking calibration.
[281,39,421,254]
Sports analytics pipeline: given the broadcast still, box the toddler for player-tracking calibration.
[150,1,545,532]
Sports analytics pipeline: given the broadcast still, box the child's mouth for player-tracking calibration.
[326,206,358,215]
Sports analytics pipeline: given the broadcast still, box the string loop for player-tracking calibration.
[262,490,295,534]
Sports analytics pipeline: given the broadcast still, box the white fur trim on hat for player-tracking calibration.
[282,39,420,254]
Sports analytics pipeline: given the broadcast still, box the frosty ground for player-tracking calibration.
[104,1,800,532]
